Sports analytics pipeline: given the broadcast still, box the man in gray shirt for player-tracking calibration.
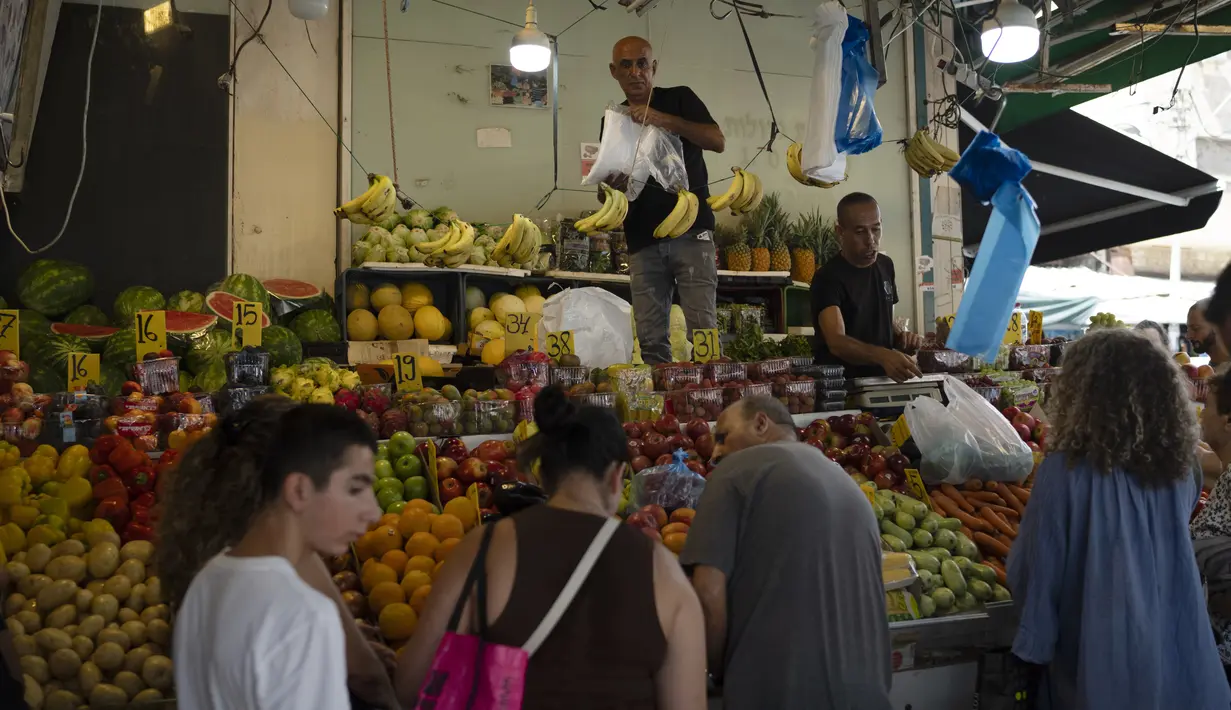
[680,396,891,710]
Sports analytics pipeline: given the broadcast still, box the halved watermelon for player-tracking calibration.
[50,323,120,353]
[206,291,272,327]
[165,310,219,334]
[263,278,322,301]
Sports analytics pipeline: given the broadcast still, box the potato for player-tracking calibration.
[132,688,164,705]
[19,597,36,613]
[43,689,83,710]
[3,592,27,617]
[44,555,86,584]
[85,580,105,596]
[63,624,77,637]
[71,634,94,660]
[91,641,125,672]
[22,674,43,710]
[120,620,148,647]
[34,627,73,653]
[117,608,139,624]
[97,627,131,652]
[44,603,78,629]
[84,527,121,549]
[113,670,146,698]
[125,583,147,613]
[17,573,52,599]
[117,559,145,585]
[141,655,174,691]
[13,633,38,656]
[145,619,170,647]
[76,614,105,640]
[25,543,52,573]
[138,642,164,657]
[101,575,132,602]
[50,540,85,558]
[78,660,102,695]
[75,588,94,613]
[89,683,128,709]
[20,654,50,684]
[124,645,153,674]
[13,609,41,634]
[4,560,30,584]
[119,540,153,564]
[90,593,119,622]
[48,647,82,680]
[85,542,119,580]
[36,579,79,611]
[140,604,168,624]
[143,576,162,606]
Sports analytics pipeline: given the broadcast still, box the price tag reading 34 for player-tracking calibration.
[68,353,100,392]
[545,330,575,360]
[394,353,422,393]
[232,300,264,348]
[504,312,540,353]
[134,311,167,361]
[691,329,720,364]
[0,310,18,360]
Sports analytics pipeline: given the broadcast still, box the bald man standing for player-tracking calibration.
[601,36,726,365]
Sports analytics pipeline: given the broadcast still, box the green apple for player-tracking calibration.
[376,487,404,511]
[394,454,423,480]
[389,431,416,459]
[375,477,405,497]
[405,475,429,501]
[376,443,390,461]
[385,500,407,515]
[374,459,395,480]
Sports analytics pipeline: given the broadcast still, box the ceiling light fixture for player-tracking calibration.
[510,1,552,73]
[289,0,330,21]
[981,0,1040,64]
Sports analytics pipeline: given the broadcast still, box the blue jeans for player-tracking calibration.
[628,230,718,365]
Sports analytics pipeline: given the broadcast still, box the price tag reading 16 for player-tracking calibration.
[691,329,720,364]
[545,330,575,359]
[68,352,100,392]
[134,311,167,361]
[394,353,422,393]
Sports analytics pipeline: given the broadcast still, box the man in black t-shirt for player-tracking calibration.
[599,36,726,364]
[811,193,922,382]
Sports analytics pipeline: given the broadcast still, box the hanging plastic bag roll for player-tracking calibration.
[583,106,689,200]
[833,15,884,155]
[801,2,848,182]
[904,376,1033,484]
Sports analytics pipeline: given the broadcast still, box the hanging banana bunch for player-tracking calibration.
[574,183,629,234]
[335,173,398,225]
[654,189,700,239]
[707,167,763,215]
[786,142,844,188]
[904,129,960,178]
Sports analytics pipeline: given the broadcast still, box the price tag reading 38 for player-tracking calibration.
[691,329,720,364]
[545,330,575,360]
[232,300,264,348]
[134,311,167,361]
[504,312,540,353]
[67,353,100,392]
[0,309,19,360]
[394,353,422,393]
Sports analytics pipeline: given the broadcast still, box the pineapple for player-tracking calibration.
[716,224,751,271]
[749,226,770,272]
[742,191,788,273]
[790,208,835,283]
[770,233,791,272]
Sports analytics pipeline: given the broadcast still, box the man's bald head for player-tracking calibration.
[610,36,656,103]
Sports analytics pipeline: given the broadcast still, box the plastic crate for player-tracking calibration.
[816,377,846,390]
[549,366,589,388]
[497,361,550,390]
[748,358,792,382]
[459,400,516,436]
[132,357,182,395]
[721,382,772,408]
[774,380,816,414]
[653,364,702,391]
[666,388,723,422]
[572,391,617,409]
[705,362,747,384]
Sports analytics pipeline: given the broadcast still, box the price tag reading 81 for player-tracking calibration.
[232,300,263,348]
[0,310,18,360]
[691,329,720,364]
[67,352,100,392]
[394,353,422,393]
[545,330,575,360]
[134,311,167,361]
[504,312,539,353]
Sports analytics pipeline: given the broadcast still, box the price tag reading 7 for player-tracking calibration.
[232,300,264,348]
[68,353,100,392]
[134,311,167,361]
[0,310,19,360]
[545,330,575,360]
[691,329,720,364]
[394,353,422,393]
[504,312,540,353]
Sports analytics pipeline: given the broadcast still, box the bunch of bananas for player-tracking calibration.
[1088,312,1126,329]
[492,214,543,267]
[707,168,763,215]
[335,174,398,225]
[411,219,478,268]
[904,130,960,178]
[574,183,628,234]
[654,190,700,239]
[786,142,844,188]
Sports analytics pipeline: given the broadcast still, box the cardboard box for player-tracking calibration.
[348,339,429,365]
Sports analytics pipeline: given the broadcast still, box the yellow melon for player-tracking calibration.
[481,338,506,366]
[347,309,378,341]
[377,305,414,340]
[490,295,525,324]
[475,320,505,340]
[345,283,370,311]
[418,357,445,377]
[400,283,433,313]
[488,292,510,307]
[442,318,453,341]
[414,306,449,341]
[370,283,402,310]
[522,294,545,315]
[513,285,541,301]
[468,308,494,330]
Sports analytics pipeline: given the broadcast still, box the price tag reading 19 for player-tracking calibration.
[393,353,422,393]
[67,352,100,392]
[691,329,720,364]
[134,311,167,361]
[232,300,263,348]
[545,330,575,360]
[504,312,539,353]
[0,309,19,360]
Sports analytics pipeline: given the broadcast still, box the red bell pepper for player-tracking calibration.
[156,449,179,474]
[90,435,125,465]
[87,464,117,486]
[108,442,147,475]
[94,496,130,531]
[124,466,157,497]
[92,477,128,504]
[123,521,155,542]
[131,491,157,511]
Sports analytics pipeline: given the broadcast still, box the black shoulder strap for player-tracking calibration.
[446,521,498,633]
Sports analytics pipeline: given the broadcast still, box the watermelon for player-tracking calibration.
[217,273,270,313]
[99,364,126,396]
[64,305,110,326]
[264,278,327,321]
[196,360,228,393]
[289,309,342,344]
[49,323,120,353]
[17,310,52,348]
[29,333,92,372]
[28,366,64,395]
[167,290,206,313]
[206,291,272,328]
[113,286,165,326]
[262,325,303,368]
[103,328,138,372]
[17,259,95,317]
[185,329,236,375]
[0,296,6,309]
[166,310,219,335]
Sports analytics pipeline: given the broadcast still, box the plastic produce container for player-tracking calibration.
[216,386,272,417]
[748,358,792,382]
[653,364,702,391]
[47,392,108,419]
[405,400,461,437]
[1007,345,1050,371]
[667,388,723,422]
[788,356,814,373]
[775,380,816,414]
[571,391,617,409]
[917,349,975,374]
[2,421,41,456]
[721,382,772,408]
[705,362,747,384]
[497,361,550,390]
[161,412,218,450]
[818,401,848,412]
[623,392,664,423]
[132,357,182,395]
[549,366,589,388]
[460,400,515,436]
[225,349,272,387]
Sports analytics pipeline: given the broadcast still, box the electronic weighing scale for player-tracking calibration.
[846,374,949,416]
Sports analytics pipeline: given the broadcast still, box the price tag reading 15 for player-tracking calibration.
[232,300,264,348]
[0,309,19,360]
[545,330,575,359]
[691,329,720,364]
[134,311,167,361]
[394,353,422,393]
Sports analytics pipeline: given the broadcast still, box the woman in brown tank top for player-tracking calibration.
[395,386,707,709]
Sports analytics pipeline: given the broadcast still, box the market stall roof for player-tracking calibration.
[1015,265,1217,329]
[959,108,1223,265]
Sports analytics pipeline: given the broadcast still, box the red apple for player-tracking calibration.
[637,420,656,437]
[886,453,909,476]
[641,431,669,460]
[626,511,658,531]
[640,504,668,528]
[456,457,488,485]
[874,472,895,489]
[843,443,870,468]
[804,436,826,451]
[623,422,643,440]
[824,446,844,463]
[684,418,710,441]
[631,455,652,472]
[485,461,515,484]
[1,407,22,424]
[824,433,847,450]
[863,453,886,476]
[855,411,877,429]
[1012,412,1037,432]
[694,433,715,460]
[627,439,643,461]
[654,454,673,467]
[436,457,458,480]
[1013,422,1032,442]
[1002,406,1022,421]
[666,434,694,453]
[1026,441,1041,452]
[473,482,493,508]
[806,419,831,440]
[850,434,873,448]
[654,414,680,436]
[685,461,707,478]
[440,477,462,502]
[1032,422,1048,446]
[475,440,508,462]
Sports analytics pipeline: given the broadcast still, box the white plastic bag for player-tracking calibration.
[904,376,1033,484]
[538,287,634,368]
[801,2,848,183]
[584,106,689,200]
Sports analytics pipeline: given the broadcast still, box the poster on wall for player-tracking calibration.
[489,64,548,109]
[580,143,599,178]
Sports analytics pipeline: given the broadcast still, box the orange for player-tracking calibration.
[378,602,418,641]
[405,499,436,515]
[369,525,404,557]
[379,513,401,529]
[361,562,398,593]
[434,537,461,562]
[661,522,689,537]
[401,569,432,598]
[404,531,440,559]
[405,555,436,577]
[354,532,378,562]
[380,550,409,577]
[662,532,687,554]
[368,581,406,614]
[433,560,445,578]
[397,509,432,538]
[430,513,465,542]
[409,584,432,614]
[443,498,478,531]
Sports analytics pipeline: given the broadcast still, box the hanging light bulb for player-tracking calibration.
[510,1,552,73]
[980,0,1040,64]
[289,0,330,21]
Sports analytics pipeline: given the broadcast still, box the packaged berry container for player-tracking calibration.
[667,388,723,422]
[917,349,974,374]
[103,411,159,452]
[788,356,814,373]
[132,357,182,395]
[818,400,848,412]
[818,389,847,403]
[624,392,664,423]
[549,366,589,388]
[775,380,816,414]
[459,400,515,436]
[721,382,772,408]
[225,348,272,387]
[48,391,108,420]
[1007,345,1050,371]
[653,364,702,391]
[216,386,272,417]
[748,358,791,382]
[161,412,219,450]
[405,400,461,437]
[497,361,550,390]
[705,362,747,384]
[571,391,617,409]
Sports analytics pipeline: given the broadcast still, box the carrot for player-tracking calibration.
[974,503,1020,520]
[981,507,1017,538]
[933,494,993,532]
[983,558,1008,586]
[941,483,976,513]
[960,526,974,540]
[963,479,984,492]
[984,480,1001,492]
[999,485,1026,515]
[966,492,1007,505]
[974,531,1011,558]
[1007,484,1031,504]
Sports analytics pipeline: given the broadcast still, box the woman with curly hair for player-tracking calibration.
[158,397,398,709]
[1008,328,1229,709]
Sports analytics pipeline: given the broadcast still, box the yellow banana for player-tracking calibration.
[669,191,699,237]
[786,143,810,185]
[360,175,395,217]
[444,221,475,255]
[492,218,521,261]
[576,184,617,234]
[654,191,691,239]
[596,187,628,231]
[416,222,456,255]
[728,169,758,212]
[335,174,381,217]
[738,173,764,214]
[516,219,542,262]
[707,168,744,211]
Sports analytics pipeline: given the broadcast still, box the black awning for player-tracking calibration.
[959,109,1222,265]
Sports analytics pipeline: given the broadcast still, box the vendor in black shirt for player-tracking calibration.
[811,193,922,382]
[599,36,725,364]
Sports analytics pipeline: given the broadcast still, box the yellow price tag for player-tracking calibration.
[232,300,264,348]
[465,483,484,521]
[504,312,539,353]
[903,469,933,511]
[691,328,721,364]
[545,330,576,360]
[0,310,19,360]
[134,311,167,361]
[889,414,911,448]
[860,481,878,506]
[1003,312,1023,345]
[1027,310,1044,345]
[67,353,100,392]
[394,353,422,393]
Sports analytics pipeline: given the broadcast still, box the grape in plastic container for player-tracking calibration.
[917,349,975,374]
[775,379,816,414]
[705,362,747,384]
[549,366,589,388]
[667,388,723,423]
[631,450,707,512]
[132,357,182,395]
[460,399,516,436]
[721,382,772,408]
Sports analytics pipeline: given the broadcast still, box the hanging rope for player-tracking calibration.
[381,0,400,187]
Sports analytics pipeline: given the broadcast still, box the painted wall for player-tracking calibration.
[349,0,917,322]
